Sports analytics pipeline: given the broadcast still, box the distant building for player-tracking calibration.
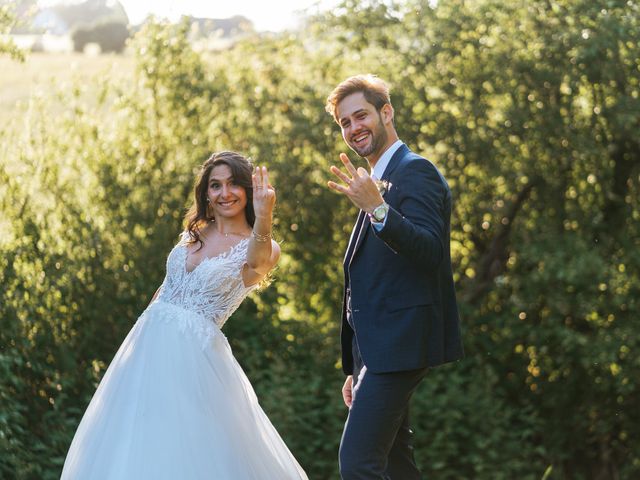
[12,0,129,35]
[10,1,255,53]
[186,15,255,51]
[188,15,254,38]
[10,0,129,53]
[31,9,69,35]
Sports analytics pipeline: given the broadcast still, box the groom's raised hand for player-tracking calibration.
[328,153,383,214]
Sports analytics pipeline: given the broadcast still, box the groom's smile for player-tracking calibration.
[352,131,371,148]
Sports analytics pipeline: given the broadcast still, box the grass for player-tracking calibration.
[0,51,134,124]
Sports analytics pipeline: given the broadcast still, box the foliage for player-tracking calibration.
[0,2,25,61]
[1,1,639,478]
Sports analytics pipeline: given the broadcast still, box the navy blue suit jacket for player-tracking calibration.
[341,144,464,374]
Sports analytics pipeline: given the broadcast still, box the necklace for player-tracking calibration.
[220,231,248,238]
[207,220,249,239]
[185,234,248,269]
[202,225,248,239]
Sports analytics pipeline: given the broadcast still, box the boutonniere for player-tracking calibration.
[374,179,392,196]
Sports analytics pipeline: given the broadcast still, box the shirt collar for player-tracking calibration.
[371,139,403,179]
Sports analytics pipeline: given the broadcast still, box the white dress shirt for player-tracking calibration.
[370,140,403,229]
[371,139,403,180]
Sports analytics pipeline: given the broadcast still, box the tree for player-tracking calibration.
[0,2,25,61]
[71,21,129,53]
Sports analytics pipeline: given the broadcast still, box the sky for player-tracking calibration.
[38,0,342,32]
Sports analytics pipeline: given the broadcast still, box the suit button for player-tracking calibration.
[353,309,360,313]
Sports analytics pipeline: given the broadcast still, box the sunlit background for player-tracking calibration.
[38,0,341,31]
[1,0,639,479]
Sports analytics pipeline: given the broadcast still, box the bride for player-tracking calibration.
[61,151,308,479]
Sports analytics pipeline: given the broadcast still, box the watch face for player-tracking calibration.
[373,205,387,221]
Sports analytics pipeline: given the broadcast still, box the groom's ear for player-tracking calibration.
[380,103,394,125]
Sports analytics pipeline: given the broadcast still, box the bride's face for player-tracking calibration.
[207,164,248,220]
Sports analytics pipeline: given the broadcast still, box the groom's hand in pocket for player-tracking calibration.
[342,375,353,408]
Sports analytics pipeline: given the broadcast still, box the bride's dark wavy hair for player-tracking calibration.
[183,151,255,249]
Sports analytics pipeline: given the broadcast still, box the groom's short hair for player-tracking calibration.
[325,74,391,123]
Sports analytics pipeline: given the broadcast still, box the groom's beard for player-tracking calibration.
[348,115,388,159]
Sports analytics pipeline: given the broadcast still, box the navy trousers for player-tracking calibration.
[339,338,427,479]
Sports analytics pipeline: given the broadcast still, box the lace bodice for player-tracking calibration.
[154,234,256,330]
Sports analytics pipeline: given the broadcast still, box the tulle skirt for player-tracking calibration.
[61,301,308,479]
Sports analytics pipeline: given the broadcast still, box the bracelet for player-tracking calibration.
[252,230,271,243]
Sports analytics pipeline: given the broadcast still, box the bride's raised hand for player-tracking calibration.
[252,165,276,218]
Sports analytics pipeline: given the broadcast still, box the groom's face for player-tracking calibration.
[337,92,388,159]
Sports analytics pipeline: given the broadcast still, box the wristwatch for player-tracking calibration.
[371,202,389,222]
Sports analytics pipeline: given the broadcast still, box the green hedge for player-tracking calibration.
[1,1,639,478]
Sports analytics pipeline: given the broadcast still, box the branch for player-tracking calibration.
[462,176,541,304]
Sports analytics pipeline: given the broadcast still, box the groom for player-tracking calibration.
[326,74,464,479]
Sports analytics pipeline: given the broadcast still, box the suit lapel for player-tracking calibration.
[350,213,370,264]
[381,143,408,182]
[344,210,367,267]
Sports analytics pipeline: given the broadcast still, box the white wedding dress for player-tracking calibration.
[61,235,308,479]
